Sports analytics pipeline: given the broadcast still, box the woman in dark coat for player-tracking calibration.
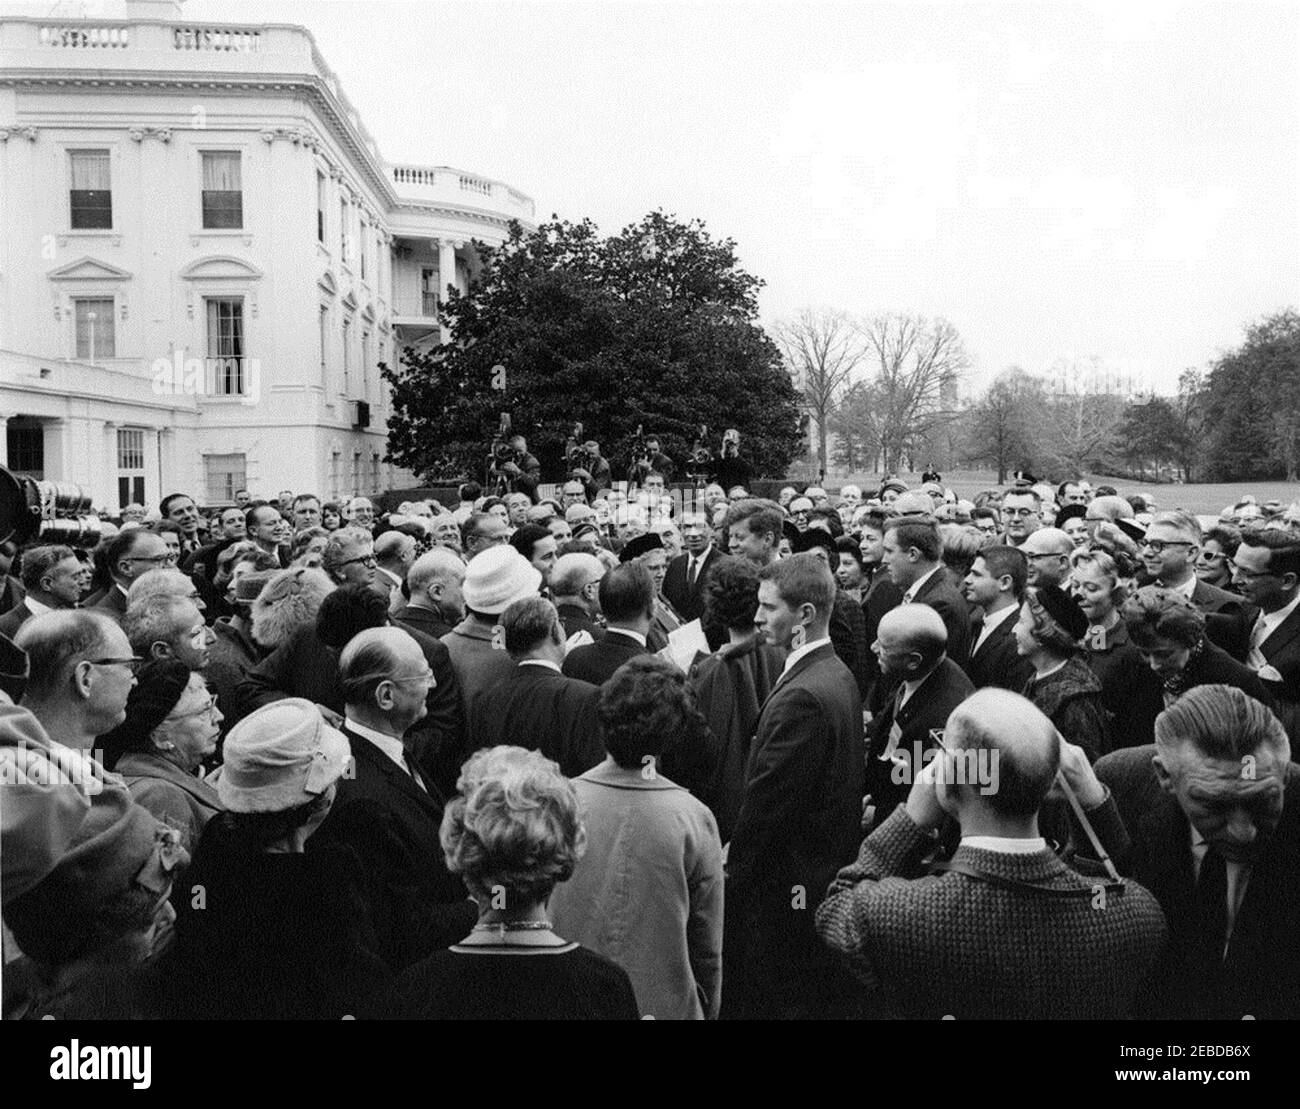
[1117,586,1271,749]
[1013,584,1112,762]
[1070,548,1146,744]
[163,699,387,1019]
[687,556,786,843]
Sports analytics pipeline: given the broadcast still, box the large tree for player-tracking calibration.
[961,368,1046,484]
[857,314,968,475]
[382,212,802,484]
[774,309,865,479]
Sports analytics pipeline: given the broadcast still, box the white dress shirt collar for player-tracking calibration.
[973,602,1017,652]
[780,636,832,679]
[24,595,52,618]
[960,835,1049,854]
[1260,589,1300,640]
[902,565,942,605]
[518,658,562,673]
[343,715,408,775]
[606,627,648,647]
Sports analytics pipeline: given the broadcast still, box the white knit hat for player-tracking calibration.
[217,699,351,813]
[462,545,543,615]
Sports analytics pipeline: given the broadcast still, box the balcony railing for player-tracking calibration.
[172,26,261,52]
[388,164,536,220]
[38,24,130,48]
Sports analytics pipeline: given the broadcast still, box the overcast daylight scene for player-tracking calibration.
[1,0,1298,1073]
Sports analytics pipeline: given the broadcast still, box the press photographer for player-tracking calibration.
[626,428,676,488]
[485,414,541,502]
[710,427,752,493]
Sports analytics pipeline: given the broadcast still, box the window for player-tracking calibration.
[70,150,112,229]
[351,450,362,491]
[339,198,350,264]
[360,223,368,281]
[116,429,145,509]
[6,424,44,478]
[201,152,243,229]
[362,329,371,400]
[316,171,326,243]
[205,297,246,395]
[319,305,330,384]
[330,450,341,502]
[371,453,381,494]
[421,267,438,316]
[205,453,246,503]
[74,298,115,359]
[342,317,352,396]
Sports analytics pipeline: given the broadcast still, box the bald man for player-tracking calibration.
[395,547,466,641]
[313,627,475,969]
[373,530,418,614]
[864,604,974,825]
[1019,527,1075,590]
[817,689,1168,1019]
[550,553,607,641]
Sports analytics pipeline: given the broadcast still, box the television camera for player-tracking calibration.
[0,466,106,549]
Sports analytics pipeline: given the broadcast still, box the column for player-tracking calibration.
[438,239,456,343]
[0,416,8,468]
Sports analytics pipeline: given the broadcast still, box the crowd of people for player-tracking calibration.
[2,466,1298,1020]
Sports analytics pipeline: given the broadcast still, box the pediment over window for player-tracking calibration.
[47,256,132,281]
[341,290,359,312]
[318,270,338,296]
[360,301,376,323]
[179,255,263,281]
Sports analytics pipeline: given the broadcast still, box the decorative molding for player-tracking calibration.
[317,270,338,296]
[47,255,133,281]
[129,126,171,142]
[178,255,264,281]
[0,126,39,142]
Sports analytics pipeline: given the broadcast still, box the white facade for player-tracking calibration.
[0,1,535,509]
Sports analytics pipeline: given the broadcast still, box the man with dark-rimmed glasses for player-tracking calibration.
[90,529,178,624]
[1141,510,1249,623]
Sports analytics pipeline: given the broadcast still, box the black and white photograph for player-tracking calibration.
[0,0,1296,1084]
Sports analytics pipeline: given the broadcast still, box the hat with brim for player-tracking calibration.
[1115,518,1147,544]
[462,545,543,614]
[217,698,351,814]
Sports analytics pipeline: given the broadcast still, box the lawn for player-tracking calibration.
[827,470,1300,516]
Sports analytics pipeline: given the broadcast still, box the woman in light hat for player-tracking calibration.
[102,658,224,853]
[163,698,387,1019]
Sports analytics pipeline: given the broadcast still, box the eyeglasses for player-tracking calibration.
[1139,539,1193,554]
[1025,551,1068,561]
[131,553,178,566]
[86,655,144,674]
[1233,564,1276,581]
[1197,550,1228,563]
[165,694,220,723]
[338,554,378,568]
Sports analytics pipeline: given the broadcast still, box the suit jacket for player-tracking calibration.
[725,642,864,1019]
[1257,602,1300,737]
[815,806,1169,1019]
[1083,619,1147,745]
[861,567,902,709]
[393,604,454,644]
[0,575,24,616]
[1116,638,1271,751]
[441,617,519,718]
[964,607,1033,692]
[910,568,973,670]
[830,589,870,699]
[0,600,39,640]
[562,629,649,686]
[1096,746,1300,1019]
[92,584,129,624]
[662,546,722,623]
[555,602,604,643]
[312,725,476,970]
[865,658,974,822]
[464,661,604,778]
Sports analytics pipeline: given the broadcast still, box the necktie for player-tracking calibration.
[881,685,906,760]
[688,557,698,586]
[1195,848,1229,966]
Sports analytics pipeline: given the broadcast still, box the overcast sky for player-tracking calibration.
[36,0,1300,393]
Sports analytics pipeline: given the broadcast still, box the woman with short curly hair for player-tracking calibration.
[550,656,724,1020]
[381,746,640,1020]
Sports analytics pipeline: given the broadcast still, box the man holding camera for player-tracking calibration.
[711,428,752,494]
[627,434,676,489]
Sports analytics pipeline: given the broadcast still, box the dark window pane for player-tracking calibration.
[202,190,243,229]
[70,190,113,229]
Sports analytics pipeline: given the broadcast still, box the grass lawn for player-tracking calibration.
[826,469,1300,516]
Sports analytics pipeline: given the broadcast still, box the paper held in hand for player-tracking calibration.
[656,619,710,672]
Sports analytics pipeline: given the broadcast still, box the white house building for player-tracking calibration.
[0,0,535,510]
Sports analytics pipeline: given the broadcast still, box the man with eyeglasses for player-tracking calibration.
[91,530,177,624]
[15,610,140,752]
[462,511,510,559]
[1141,511,1247,619]
[1229,530,1300,733]
[322,528,378,589]
[998,490,1043,548]
[1018,528,1075,591]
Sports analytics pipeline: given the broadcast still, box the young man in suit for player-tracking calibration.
[882,515,972,669]
[1233,529,1300,736]
[467,596,604,777]
[725,553,864,1020]
[662,512,720,622]
[962,545,1034,692]
[312,627,477,970]
[817,688,1168,1019]
[864,604,974,824]
[563,562,654,685]
[1095,685,1300,1018]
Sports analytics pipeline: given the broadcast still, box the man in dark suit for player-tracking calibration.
[0,545,86,639]
[725,554,864,1020]
[549,552,606,642]
[563,562,654,685]
[312,626,476,970]
[662,513,722,622]
[394,547,465,642]
[1095,685,1300,1018]
[791,529,870,697]
[864,604,975,823]
[961,545,1034,691]
[818,688,1168,1019]
[1142,510,1251,624]
[466,596,604,777]
[1232,529,1300,736]
[882,515,972,668]
[858,511,902,710]
[92,529,176,623]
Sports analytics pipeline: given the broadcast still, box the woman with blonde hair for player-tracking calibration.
[382,747,639,1020]
[250,566,334,652]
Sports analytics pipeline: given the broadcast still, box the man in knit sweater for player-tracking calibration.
[815,688,1168,1018]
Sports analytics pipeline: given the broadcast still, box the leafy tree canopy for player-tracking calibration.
[382,211,802,483]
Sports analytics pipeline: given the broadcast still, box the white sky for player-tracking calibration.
[23,0,1300,392]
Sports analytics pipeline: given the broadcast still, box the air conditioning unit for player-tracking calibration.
[353,401,370,429]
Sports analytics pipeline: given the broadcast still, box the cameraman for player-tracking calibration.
[493,433,541,503]
[711,428,752,493]
[579,440,612,492]
[627,434,676,488]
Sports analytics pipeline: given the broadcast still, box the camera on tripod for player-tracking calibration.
[684,424,713,483]
[0,466,105,548]
[629,424,650,469]
[564,422,593,474]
